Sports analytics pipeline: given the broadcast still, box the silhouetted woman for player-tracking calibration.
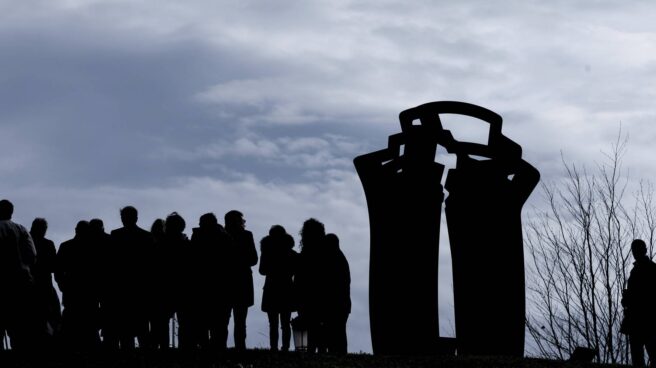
[30,218,62,344]
[149,218,174,349]
[160,213,194,349]
[295,218,327,353]
[322,233,351,354]
[259,225,298,351]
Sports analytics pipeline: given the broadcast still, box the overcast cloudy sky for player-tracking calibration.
[3,0,656,353]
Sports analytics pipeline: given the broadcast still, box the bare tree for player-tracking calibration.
[525,135,655,364]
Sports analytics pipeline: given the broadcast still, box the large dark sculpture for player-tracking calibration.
[354,101,540,356]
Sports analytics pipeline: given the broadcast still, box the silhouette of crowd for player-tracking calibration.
[0,199,351,353]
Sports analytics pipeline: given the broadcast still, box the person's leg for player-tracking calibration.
[280,311,292,351]
[335,314,348,354]
[267,312,279,351]
[631,334,647,367]
[233,306,248,351]
[210,305,231,350]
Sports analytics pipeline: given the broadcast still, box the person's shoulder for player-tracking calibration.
[110,227,124,236]
[44,238,56,248]
[59,238,75,249]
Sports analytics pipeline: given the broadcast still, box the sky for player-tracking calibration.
[3,0,656,353]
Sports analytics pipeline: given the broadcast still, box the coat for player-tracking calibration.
[226,229,258,307]
[259,234,297,313]
[191,225,233,308]
[624,256,656,335]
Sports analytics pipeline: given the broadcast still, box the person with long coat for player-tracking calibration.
[149,217,177,349]
[191,213,233,350]
[295,218,327,353]
[224,210,258,351]
[0,199,38,350]
[106,206,154,349]
[623,239,656,367]
[156,213,195,349]
[30,218,62,344]
[56,221,101,349]
[259,225,297,351]
[321,233,351,354]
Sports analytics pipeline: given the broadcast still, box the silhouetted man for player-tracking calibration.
[30,218,62,344]
[56,221,101,349]
[623,239,656,367]
[0,199,37,350]
[191,213,234,350]
[106,206,154,349]
[224,210,258,351]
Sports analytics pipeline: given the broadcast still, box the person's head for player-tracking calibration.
[300,218,325,251]
[326,233,340,251]
[89,218,105,234]
[269,225,286,237]
[151,218,165,237]
[120,206,138,226]
[0,199,14,220]
[225,210,245,231]
[165,212,186,235]
[75,220,90,238]
[31,218,48,239]
[199,213,218,229]
[632,239,648,260]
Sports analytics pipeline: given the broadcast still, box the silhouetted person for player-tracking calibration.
[30,218,62,345]
[89,218,113,348]
[191,213,234,350]
[623,239,656,367]
[149,218,173,349]
[106,206,154,349]
[295,218,328,353]
[159,213,194,349]
[259,225,298,351]
[55,220,101,349]
[322,233,351,354]
[0,199,38,350]
[224,210,258,351]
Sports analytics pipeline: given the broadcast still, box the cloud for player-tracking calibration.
[4,0,656,354]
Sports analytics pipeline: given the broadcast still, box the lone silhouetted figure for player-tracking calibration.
[30,218,62,344]
[191,213,234,350]
[55,220,101,349]
[0,199,37,350]
[623,239,656,367]
[259,225,298,351]
[224,210,258,351]
[106,206,154,349]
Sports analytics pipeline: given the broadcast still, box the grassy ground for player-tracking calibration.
[0,349,628,368]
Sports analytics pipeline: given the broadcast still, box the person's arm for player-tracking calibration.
[247,231,258,267]
[258,239,268,276]
[18,225,36,268]
[55,242,67,291]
